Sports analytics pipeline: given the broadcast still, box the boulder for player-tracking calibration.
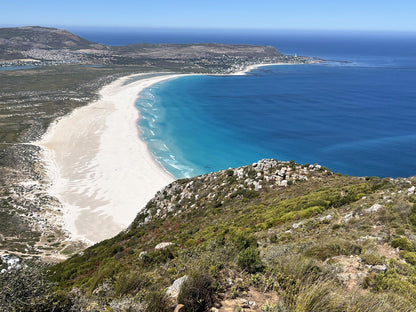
[155,242,174,250]
[167,275,188,298]
[365,203,382,213]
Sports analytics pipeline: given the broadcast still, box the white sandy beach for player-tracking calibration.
[35,63,282,244]
[36,74,184,243]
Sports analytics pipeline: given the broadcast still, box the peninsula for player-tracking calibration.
[0,26,316,73]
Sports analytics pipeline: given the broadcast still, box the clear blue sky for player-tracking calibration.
[1,0,415,32]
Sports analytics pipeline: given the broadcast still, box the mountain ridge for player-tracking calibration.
[0,26,105,50]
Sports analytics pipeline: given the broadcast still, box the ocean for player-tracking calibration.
[74,28,416,178]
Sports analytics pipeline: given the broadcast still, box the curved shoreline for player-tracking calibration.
[34,63,287,244]
[36,73,186,243]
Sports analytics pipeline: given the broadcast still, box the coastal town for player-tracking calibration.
[0,27,320,72]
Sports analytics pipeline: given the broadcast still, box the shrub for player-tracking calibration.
[0,262,62,311]
[305,240,362,261]
[399,250,416,265]
[177,272,214,312]
[145,289,172,312]
[394,202,412,222]
[115,271,151,296]
[237,247,264,273]
[233,233,257,251]
[361,253,384,266]
[391,236,414,252]
[261,302,290,312]
[268,255,332,307]
[87,259,120,293]
[142,245,178,266]
[230,188,259,199]
[293,281,335,312]
[340,290,414,312]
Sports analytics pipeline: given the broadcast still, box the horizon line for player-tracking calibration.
[1,24,416,34]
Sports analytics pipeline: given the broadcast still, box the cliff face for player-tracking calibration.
[41,159,416,311]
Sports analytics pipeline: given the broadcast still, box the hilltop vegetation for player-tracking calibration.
[3,159,416,311]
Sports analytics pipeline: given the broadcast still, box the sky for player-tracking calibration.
[1,0,416,32]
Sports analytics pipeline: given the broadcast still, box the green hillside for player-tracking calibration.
[3,159,416,311]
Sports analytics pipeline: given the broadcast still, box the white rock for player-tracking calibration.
[167,275,188,298]
[319,215,333,222]
[253,181,262,191]
[155,242,174,250]
[280,180,288,187]
[1,255,20,270]
[371,264,388,272]
[292,221,305,229]
[342,212,354,222]
[365,203,382,213]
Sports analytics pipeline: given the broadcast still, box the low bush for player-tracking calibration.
[293,280,335,312]
[114,271,151,296]
[177,271,215,312]
[261,302,290,312]
[233,232,257,251]
[361,253,384,265]
[305,239,362,261]
[399,250,416,265]
[142,245,178,266]
[145,289,172,312]
[391,236,414,252]
[0,262,63,311]
[237,247,264,273]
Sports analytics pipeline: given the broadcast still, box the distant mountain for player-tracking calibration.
[0,26,105,50]
[0,26,315,72]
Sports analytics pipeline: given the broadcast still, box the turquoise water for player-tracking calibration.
[0,66,35,71]
[133,33,416,179]
[76,29,416,178]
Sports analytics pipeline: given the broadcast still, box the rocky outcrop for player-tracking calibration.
[134,159,330,226]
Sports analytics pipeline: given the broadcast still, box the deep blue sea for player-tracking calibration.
[73,28,416,178]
